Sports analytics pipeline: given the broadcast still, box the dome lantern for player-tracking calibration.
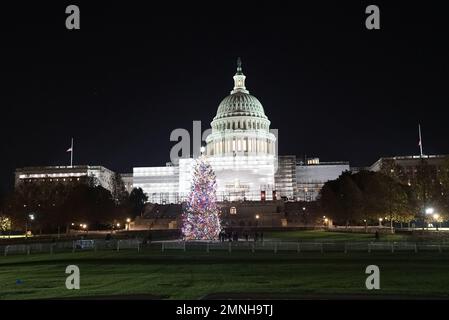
[231,57,249,94]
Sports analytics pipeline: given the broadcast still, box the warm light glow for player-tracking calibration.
[126,218,131,223]
[379,218,383,222]
[433,214,440,220]
[116,223,121,227]
[82,224,87,229]
[425,207,434,215]
[324,218,328,223]
[255,214,260,219]
[29,214,35,221]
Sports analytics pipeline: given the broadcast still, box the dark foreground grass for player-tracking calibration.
[1,248,449,300]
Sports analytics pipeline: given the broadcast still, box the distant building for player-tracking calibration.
[369,154,448,185]
[120,173,134,193]
[15,165,116,192]
[296,158,350,201]
[133,163,181,204]
[350,166,370,174]
[275,155,297,200]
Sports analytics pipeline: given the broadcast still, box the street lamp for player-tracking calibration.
[378,217,383,227]
[25,213,35,239]
[126,218,131,230]
[424,208,436,230]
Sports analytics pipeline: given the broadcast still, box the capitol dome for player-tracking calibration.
[215,92,268,120]
[206,58,276,157]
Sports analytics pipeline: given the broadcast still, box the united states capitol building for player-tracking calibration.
[132,59,349,203]
[15,59,350,204]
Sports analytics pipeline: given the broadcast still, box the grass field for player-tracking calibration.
[1,246,449,300]
[264,230,410,242]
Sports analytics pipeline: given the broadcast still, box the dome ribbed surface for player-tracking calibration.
[214,92,267,120]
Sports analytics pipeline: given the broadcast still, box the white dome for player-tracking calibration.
[214,92,267,120]
[206,58,276,158]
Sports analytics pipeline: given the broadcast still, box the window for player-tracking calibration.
[230,207,237,215]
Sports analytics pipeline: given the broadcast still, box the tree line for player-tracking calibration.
[0,173,148,234]
[319,157,449,228]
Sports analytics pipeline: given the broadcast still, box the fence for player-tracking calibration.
[2,240,449,257]
[1,239,141,256]
[159,241,449,254]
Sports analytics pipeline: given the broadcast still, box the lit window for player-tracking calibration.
[230,207,237,215]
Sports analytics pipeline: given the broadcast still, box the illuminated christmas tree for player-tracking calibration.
[182,155,222,240]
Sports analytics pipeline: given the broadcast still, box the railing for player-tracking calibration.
[1,239,142,256]
[2,240,449,256]
[159,241,449,254]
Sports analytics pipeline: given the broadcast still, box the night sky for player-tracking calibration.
[1,1,448,192]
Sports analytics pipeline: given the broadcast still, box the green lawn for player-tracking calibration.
[264,230,410,242]
[1,247,449,299]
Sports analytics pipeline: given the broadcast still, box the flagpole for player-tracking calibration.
[418,124,423,157]
[70,138,74,167]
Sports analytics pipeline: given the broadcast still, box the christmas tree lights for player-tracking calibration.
[182,155,221,240]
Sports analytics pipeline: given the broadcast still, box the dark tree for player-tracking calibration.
[127,187,148,217]
[111,173,129,205]
[319,171,414,228]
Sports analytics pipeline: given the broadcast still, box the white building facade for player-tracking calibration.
[296,158,350,201]
[15,165,115,192]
